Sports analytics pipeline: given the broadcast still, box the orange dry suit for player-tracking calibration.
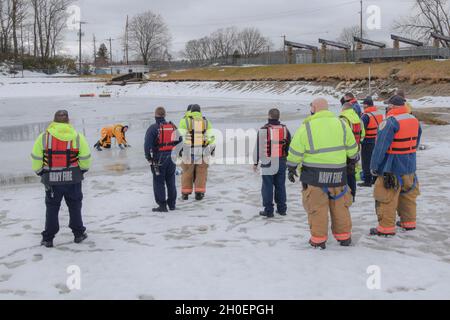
[98,124,128,148]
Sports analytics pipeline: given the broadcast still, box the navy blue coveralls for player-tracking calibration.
[144,117,180,209]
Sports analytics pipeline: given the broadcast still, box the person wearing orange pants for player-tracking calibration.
[180,162,209,196]
[370,95,422,236]
[178,104,215,201]
[94,124,130,151]
[287,98,359,249]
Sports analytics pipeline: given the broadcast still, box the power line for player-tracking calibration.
[171,0,360,29]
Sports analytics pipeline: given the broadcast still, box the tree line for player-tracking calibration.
[182,27,271,63]
[0,0,73,64]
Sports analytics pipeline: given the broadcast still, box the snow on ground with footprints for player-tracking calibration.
[0,74,449,299]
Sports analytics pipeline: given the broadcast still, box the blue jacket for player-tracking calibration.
[144,117,181,161]
[370,116,422,176]
[352,101,362,118]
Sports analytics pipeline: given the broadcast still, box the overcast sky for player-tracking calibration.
[63,0,419,61]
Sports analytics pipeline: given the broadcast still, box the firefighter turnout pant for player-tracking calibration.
[181,161,208,195]
[42,183,86,241]
[302,185,353,244]
[373,174,420,234]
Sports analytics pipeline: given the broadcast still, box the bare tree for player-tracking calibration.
[338,25,366,50]
[236,27,269,58]
[30,0,72,60]
[128,11,171,65]
[210,27,238,59]
[394,0,450,47]
[183,39,203,62]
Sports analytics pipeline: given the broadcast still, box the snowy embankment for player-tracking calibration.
[0,76,449,299]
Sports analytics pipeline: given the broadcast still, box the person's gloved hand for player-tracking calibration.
[288,166,298,183]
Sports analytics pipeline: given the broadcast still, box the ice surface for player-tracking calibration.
[0,77,449,299]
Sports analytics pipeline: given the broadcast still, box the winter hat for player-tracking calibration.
[190,104,201,113]
[388,95,406,106]
[363,97,374,107]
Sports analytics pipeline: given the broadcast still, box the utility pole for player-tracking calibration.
[107,38,114,64]
[125,15,129,65]
[281,35,286,63]
[78,21,87,75]
[106,38,114,75]
[93,35,97,67]
[360,0,363,39]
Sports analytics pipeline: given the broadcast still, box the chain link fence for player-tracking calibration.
[147,46,450,71]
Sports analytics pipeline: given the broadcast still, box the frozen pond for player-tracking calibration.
[0,78,449,299]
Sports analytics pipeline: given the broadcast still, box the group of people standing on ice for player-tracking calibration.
[31,90,421,250]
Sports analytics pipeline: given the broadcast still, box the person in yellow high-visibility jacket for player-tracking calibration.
[31,110,91,248]
[94,124,130,151]
[287,98,358,250]
[178,104,215,201]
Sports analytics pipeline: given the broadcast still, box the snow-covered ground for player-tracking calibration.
[0,76,450,300]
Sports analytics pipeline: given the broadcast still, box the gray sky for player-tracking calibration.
[63,0,418,61]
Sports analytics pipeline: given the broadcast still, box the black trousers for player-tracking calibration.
[152,154,177,209]
[42,183,86,241]
[361,143,376,185]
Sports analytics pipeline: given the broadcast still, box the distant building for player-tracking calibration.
[111,65,150,75]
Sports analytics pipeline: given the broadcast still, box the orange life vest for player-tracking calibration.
[157,122,178,152]
[43,133,79,170]
[386,107,419,155]
[364,107,384,139]
[265,124,288,158]
[42,132,82,185]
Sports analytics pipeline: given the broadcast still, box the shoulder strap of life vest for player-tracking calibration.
[44,132,80,169]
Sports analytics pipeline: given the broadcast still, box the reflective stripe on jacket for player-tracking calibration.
[287,110,358,187]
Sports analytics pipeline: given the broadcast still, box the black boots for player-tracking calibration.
[339,238,352,247]
[94,142,102,151]
[195,193,205,201]
[74,233,88,244]
[181,193,204,201]
[259,211,275,218]
[309,240,326,250]
[41,234,87,247]
[370,228,395,237]
[41,239,54,248]
[396,221,416,231]
[152,206,168,213]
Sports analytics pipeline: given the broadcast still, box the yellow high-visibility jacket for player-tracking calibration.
[179,111,215,147]
[287,110,358,187]
[31,122,91,175]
